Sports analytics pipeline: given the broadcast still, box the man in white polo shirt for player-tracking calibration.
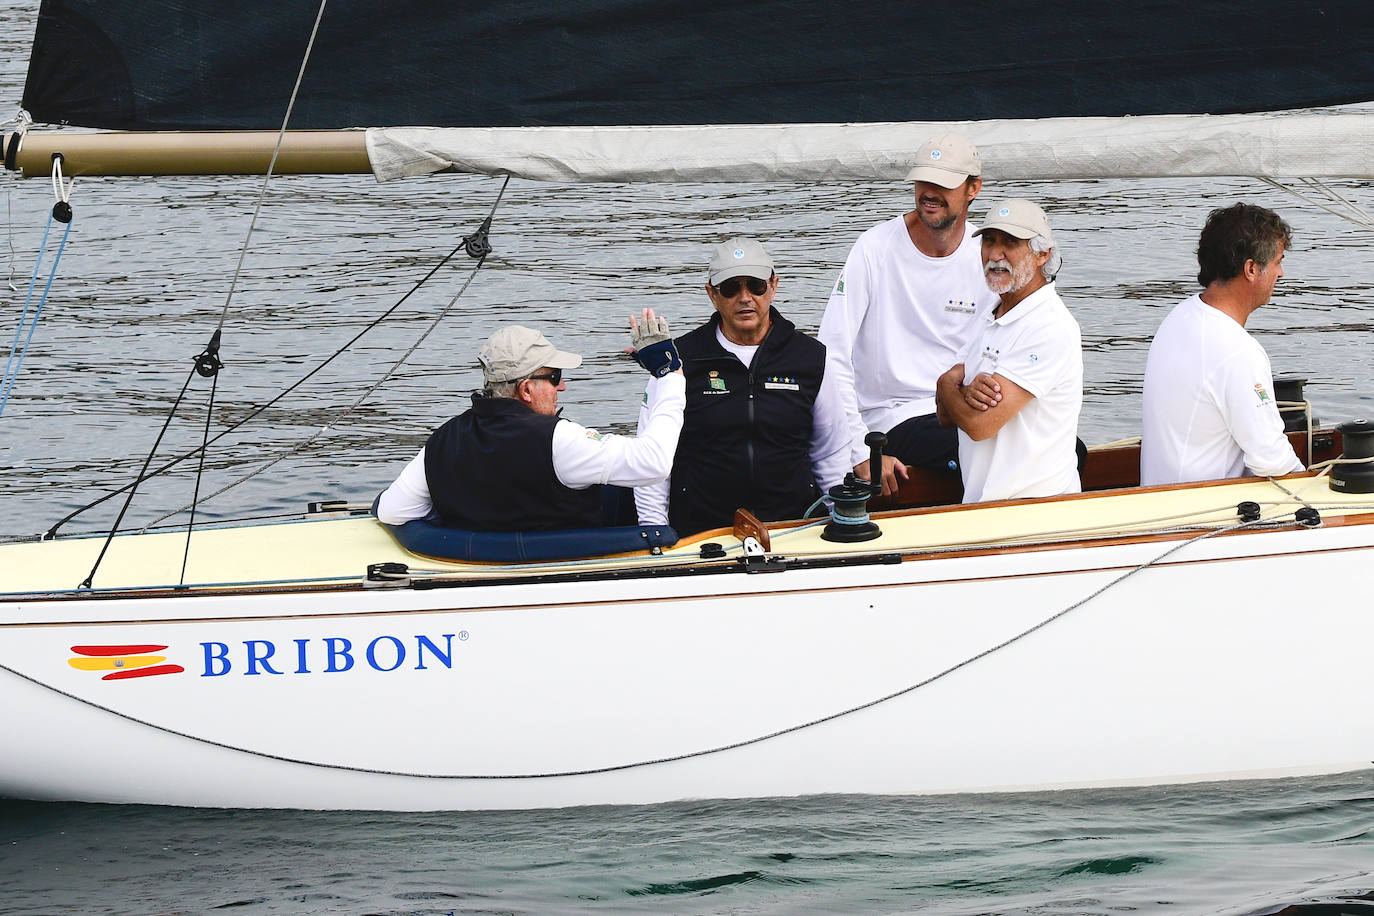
[818,132,999,496]
[934,199,1083,503]
[1140,203,1303,485]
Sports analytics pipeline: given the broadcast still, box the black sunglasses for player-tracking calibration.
[713,275,771,298]
[526,368,563,386]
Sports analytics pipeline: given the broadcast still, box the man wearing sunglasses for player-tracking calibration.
[634,237,850,535]
[818,132,1000,498]
[377,316,685,530]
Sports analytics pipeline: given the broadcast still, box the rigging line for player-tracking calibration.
[77,365,200,590]
[142,175,512,529]
[0,210,72,418]
[44,188,505,539]
[180,368,220,587]
[214,0,329,332]
[1298,177,1374,226]
[1258,177,1374,231]
[4,168,15,293]
[0,513,1281,781]
[1266,475,1316,514]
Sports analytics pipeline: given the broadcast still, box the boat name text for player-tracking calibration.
[200,633,466,677]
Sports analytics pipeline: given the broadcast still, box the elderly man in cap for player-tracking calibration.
[818,132,1000,497]
[634,237,850,535]
[1140,203,1303,485]
[934,199,1083,503]
[377,312,685,531]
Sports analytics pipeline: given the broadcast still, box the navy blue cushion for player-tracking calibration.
[378,512,678,563]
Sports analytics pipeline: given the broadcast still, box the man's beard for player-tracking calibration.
[918,193,961,232]
[983,255,1036,294]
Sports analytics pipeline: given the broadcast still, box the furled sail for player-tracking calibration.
[21,0,1374,132]
[364,112,1374,183]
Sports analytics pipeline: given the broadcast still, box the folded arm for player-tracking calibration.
[935,365,1034,441]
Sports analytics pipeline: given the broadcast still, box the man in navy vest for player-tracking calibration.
[377,314,685,531]
[634,237,850,535]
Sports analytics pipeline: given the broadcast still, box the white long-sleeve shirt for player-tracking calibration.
[376,372,686,525]
[633,327,851,526]
[1140,294,1303,485]
[818,217,998,466]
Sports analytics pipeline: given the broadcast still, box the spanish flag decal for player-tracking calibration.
[69,645,184,681]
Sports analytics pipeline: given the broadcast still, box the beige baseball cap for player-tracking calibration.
[904,133,982,189]
[974,199,1055,245]
[478,325,582,383]
[708,236,775,286]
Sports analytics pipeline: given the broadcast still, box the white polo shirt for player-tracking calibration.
[1140,294,1303,485]
[955,282,1083,503]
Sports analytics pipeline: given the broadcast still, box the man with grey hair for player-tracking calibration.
[934,199,1083,502]
[819,132,1000,496]
[377,313,685,531]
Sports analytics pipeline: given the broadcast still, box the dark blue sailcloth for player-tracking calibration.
[20,0,1374,131]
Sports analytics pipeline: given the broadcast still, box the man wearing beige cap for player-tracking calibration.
[634,237,850,535]
[818,132,999,496]
[935,199,1082,502]
[377,315,686,530]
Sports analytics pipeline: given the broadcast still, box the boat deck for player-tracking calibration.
[4,473,1372,598]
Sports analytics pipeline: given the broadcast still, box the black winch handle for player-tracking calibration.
[865,431,887,496]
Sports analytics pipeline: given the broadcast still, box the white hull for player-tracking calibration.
[3,475,1372,810]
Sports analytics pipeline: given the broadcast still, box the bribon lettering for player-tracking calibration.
[198,634,461,677]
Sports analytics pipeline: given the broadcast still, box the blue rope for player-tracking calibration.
[0,208,71,418]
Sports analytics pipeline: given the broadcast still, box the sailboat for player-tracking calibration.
[3,0,1374,811]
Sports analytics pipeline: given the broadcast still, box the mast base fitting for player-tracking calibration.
[1331,419,1374,494]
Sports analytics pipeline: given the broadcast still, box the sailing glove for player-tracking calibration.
[628,315,682,377]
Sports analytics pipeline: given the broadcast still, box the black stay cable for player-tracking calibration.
[180,331,224,586]
[45,209,501,541]
[78,363,201,589]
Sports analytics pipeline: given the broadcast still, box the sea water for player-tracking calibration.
[2,773,1374,914]
[4,2,1374,912]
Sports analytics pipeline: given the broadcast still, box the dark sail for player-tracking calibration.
[21,0,1374,131]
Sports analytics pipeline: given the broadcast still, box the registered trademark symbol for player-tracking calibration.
[458,630,469,641]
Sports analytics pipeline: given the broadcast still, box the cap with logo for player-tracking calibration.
[708,236,775,286]
[974,199,1055,245]
[904,133,982,189]
[478,325,582,384]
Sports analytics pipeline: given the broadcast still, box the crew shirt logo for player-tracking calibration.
[944,298,977,314]
[706,370,728,394]
[1254,383,1271,403]
[763,376,800,391]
